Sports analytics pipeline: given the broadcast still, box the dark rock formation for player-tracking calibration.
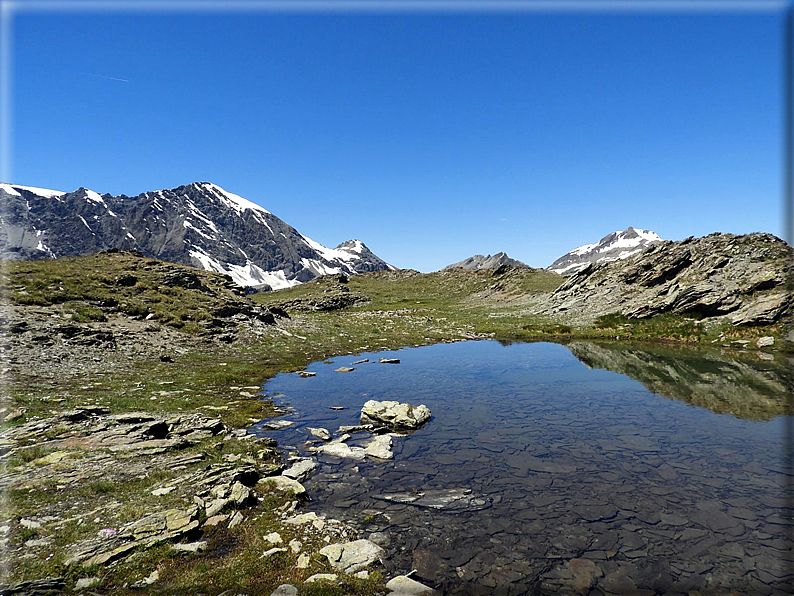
[542,233,793,326]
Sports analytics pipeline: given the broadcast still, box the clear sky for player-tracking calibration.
[7,2,787,271]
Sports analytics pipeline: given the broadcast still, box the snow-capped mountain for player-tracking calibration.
[0,181,393,289]
[444,252,529,271]
[548,226,662,276]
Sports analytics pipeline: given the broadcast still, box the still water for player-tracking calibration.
[254,340,793,595]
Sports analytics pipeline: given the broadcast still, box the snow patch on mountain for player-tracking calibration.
[548,227,662,276]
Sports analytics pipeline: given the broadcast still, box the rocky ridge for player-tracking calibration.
[444,252,529,271]
[0,182,392,290]
[540,232,793,326]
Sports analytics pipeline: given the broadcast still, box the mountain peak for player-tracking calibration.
[444,252,529,271]
[549,227,663,275]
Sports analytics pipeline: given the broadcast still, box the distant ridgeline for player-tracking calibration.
[0,182,393,290]
[443,252,530,271]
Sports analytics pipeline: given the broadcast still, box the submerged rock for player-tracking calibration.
[360,400,431,430]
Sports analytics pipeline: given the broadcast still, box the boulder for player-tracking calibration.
[319,539,384,573]
[361,400,431,430]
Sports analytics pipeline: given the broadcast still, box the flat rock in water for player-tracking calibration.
[379,358,401,364]
[298,371,316,378]
[364,435,393,460]
[330,406,345,411]
[316,442,366,460]
[319,539,384,573]
[282,459,317,482]
[262,420,294,430]
[307,427,332,441]
[334,367,355,373]
[360,400,431,430]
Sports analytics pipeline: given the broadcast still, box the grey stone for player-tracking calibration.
[364,434,393,459]
[319,539,384,573]
[360,400,431,430]
[282,459,318,482]
[756,336,775,347]
[305,573,339,583]
[257,476,307,496]
[307,427,331,441]
[270,584,298,596]
[75,577,101,591]
[385,575,436,595]
[171,541,207,554]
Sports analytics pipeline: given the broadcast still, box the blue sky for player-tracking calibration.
[8,3,786,271]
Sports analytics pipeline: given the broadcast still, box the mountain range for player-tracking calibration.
[0,182,393,290]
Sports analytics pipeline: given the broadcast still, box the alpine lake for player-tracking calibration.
[252,340,793,595]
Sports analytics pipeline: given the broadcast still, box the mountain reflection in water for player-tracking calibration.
[564,340,792,421]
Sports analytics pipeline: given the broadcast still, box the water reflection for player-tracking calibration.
[564,340,793,421]
[256,340,793,595]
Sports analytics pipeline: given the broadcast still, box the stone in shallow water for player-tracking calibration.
[319,539,384,572]
[364,435,393,459]
[282,459,317,482]
[335,367,355,373]
[307,427,332,441]
[263,419,294,430]
[316,442,366,460]
[360,400,431,430]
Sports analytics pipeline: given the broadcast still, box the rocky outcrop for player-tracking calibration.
[268,279,369,312]
[541,233,793,326]
[360,400,431,430]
